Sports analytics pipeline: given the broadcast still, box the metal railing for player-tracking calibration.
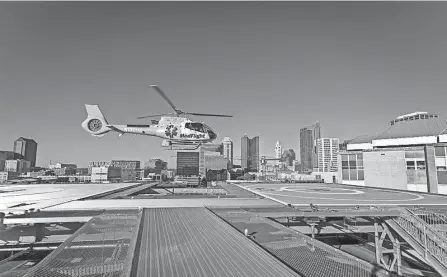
[411,209,447,238]
[393,208,447,267]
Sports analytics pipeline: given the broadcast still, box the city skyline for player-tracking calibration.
[2,2,447,167]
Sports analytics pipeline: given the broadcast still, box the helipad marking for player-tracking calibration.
[279,187,364,195]
[243,183,425,201]
[261,191,424,202]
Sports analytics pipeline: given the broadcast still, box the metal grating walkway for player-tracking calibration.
[135,207,301,277]
[212,208,399,277]
[21,209,142,277]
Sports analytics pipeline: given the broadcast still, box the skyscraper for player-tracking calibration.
[13,137,38,168]
[222,137,234,168]
[176,152,200,176]
[282,149,296,167]
[316,138,339,172]
[275,141,282,166]
[300,122,321,172]
[241,135,260,172]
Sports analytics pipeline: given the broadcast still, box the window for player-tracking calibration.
[437,166,447,171]
[435,146,446,157]
[349,169,358,180]
[406,161,415,170]
[342,169,349,180]
[437,171,447,185]
[416,161,426,170]
[358,170,364,180]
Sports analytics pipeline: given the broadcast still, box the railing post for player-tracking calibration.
[423,224,428,259]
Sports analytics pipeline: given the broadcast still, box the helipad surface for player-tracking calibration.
[236,183,447,206]
[0,183,141,211]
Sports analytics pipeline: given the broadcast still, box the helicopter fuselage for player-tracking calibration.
[82,83,230,150]
[81,109,217,144]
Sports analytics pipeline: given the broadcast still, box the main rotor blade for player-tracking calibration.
[137,113,172,119]
[188,112,233,118]
[149,85,180,114]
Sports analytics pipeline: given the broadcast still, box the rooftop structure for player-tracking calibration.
[348,112,447,150]
[391,112,438,126]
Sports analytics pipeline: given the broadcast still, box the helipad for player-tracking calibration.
[237,183,447,206]
[0,183,142,212]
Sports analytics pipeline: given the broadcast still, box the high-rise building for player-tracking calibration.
[222,137,234,168]
[300,122,321,172]
[282,149,296,167]
[176,152,200,176]
[13,137,38,168]
[275,141,282,166]
[316,138,339,172]
[241,135,260,172]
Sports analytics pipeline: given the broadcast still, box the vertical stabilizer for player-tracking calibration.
[81,104,111,137]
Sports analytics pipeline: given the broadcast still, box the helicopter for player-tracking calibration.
[81,85,233,150]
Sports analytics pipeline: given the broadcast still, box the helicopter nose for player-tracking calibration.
[207,129,217,140]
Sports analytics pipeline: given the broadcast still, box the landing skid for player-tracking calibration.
[163,144,201,151]
[161,139,202,151]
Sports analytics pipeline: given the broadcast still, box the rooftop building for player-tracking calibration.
[348,112,447,151]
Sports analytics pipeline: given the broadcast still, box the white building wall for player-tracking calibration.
[363,151,408,190]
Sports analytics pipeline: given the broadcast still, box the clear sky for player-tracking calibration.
[1,2,447,168]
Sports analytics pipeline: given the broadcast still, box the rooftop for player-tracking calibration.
[222,137,233,143]
[348,134,378,144]
[15,137,37,144]
[348,113,447,146]
[376,116,447,140]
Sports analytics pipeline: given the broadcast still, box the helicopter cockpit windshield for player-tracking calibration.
[185,122,205,133]
[185,122,217,140]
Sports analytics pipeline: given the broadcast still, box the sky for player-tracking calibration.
[1,2,447,168]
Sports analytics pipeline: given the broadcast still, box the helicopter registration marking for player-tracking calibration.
[124,127,141,133]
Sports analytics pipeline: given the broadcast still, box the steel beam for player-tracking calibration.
[374,220,402,276]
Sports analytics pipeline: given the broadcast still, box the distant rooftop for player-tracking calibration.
[15,137,37,144]
[349,135,378,144]
[222,137,233,143]
[347,112,447,147]
[377,116,447,140]
[391,111,438,126]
